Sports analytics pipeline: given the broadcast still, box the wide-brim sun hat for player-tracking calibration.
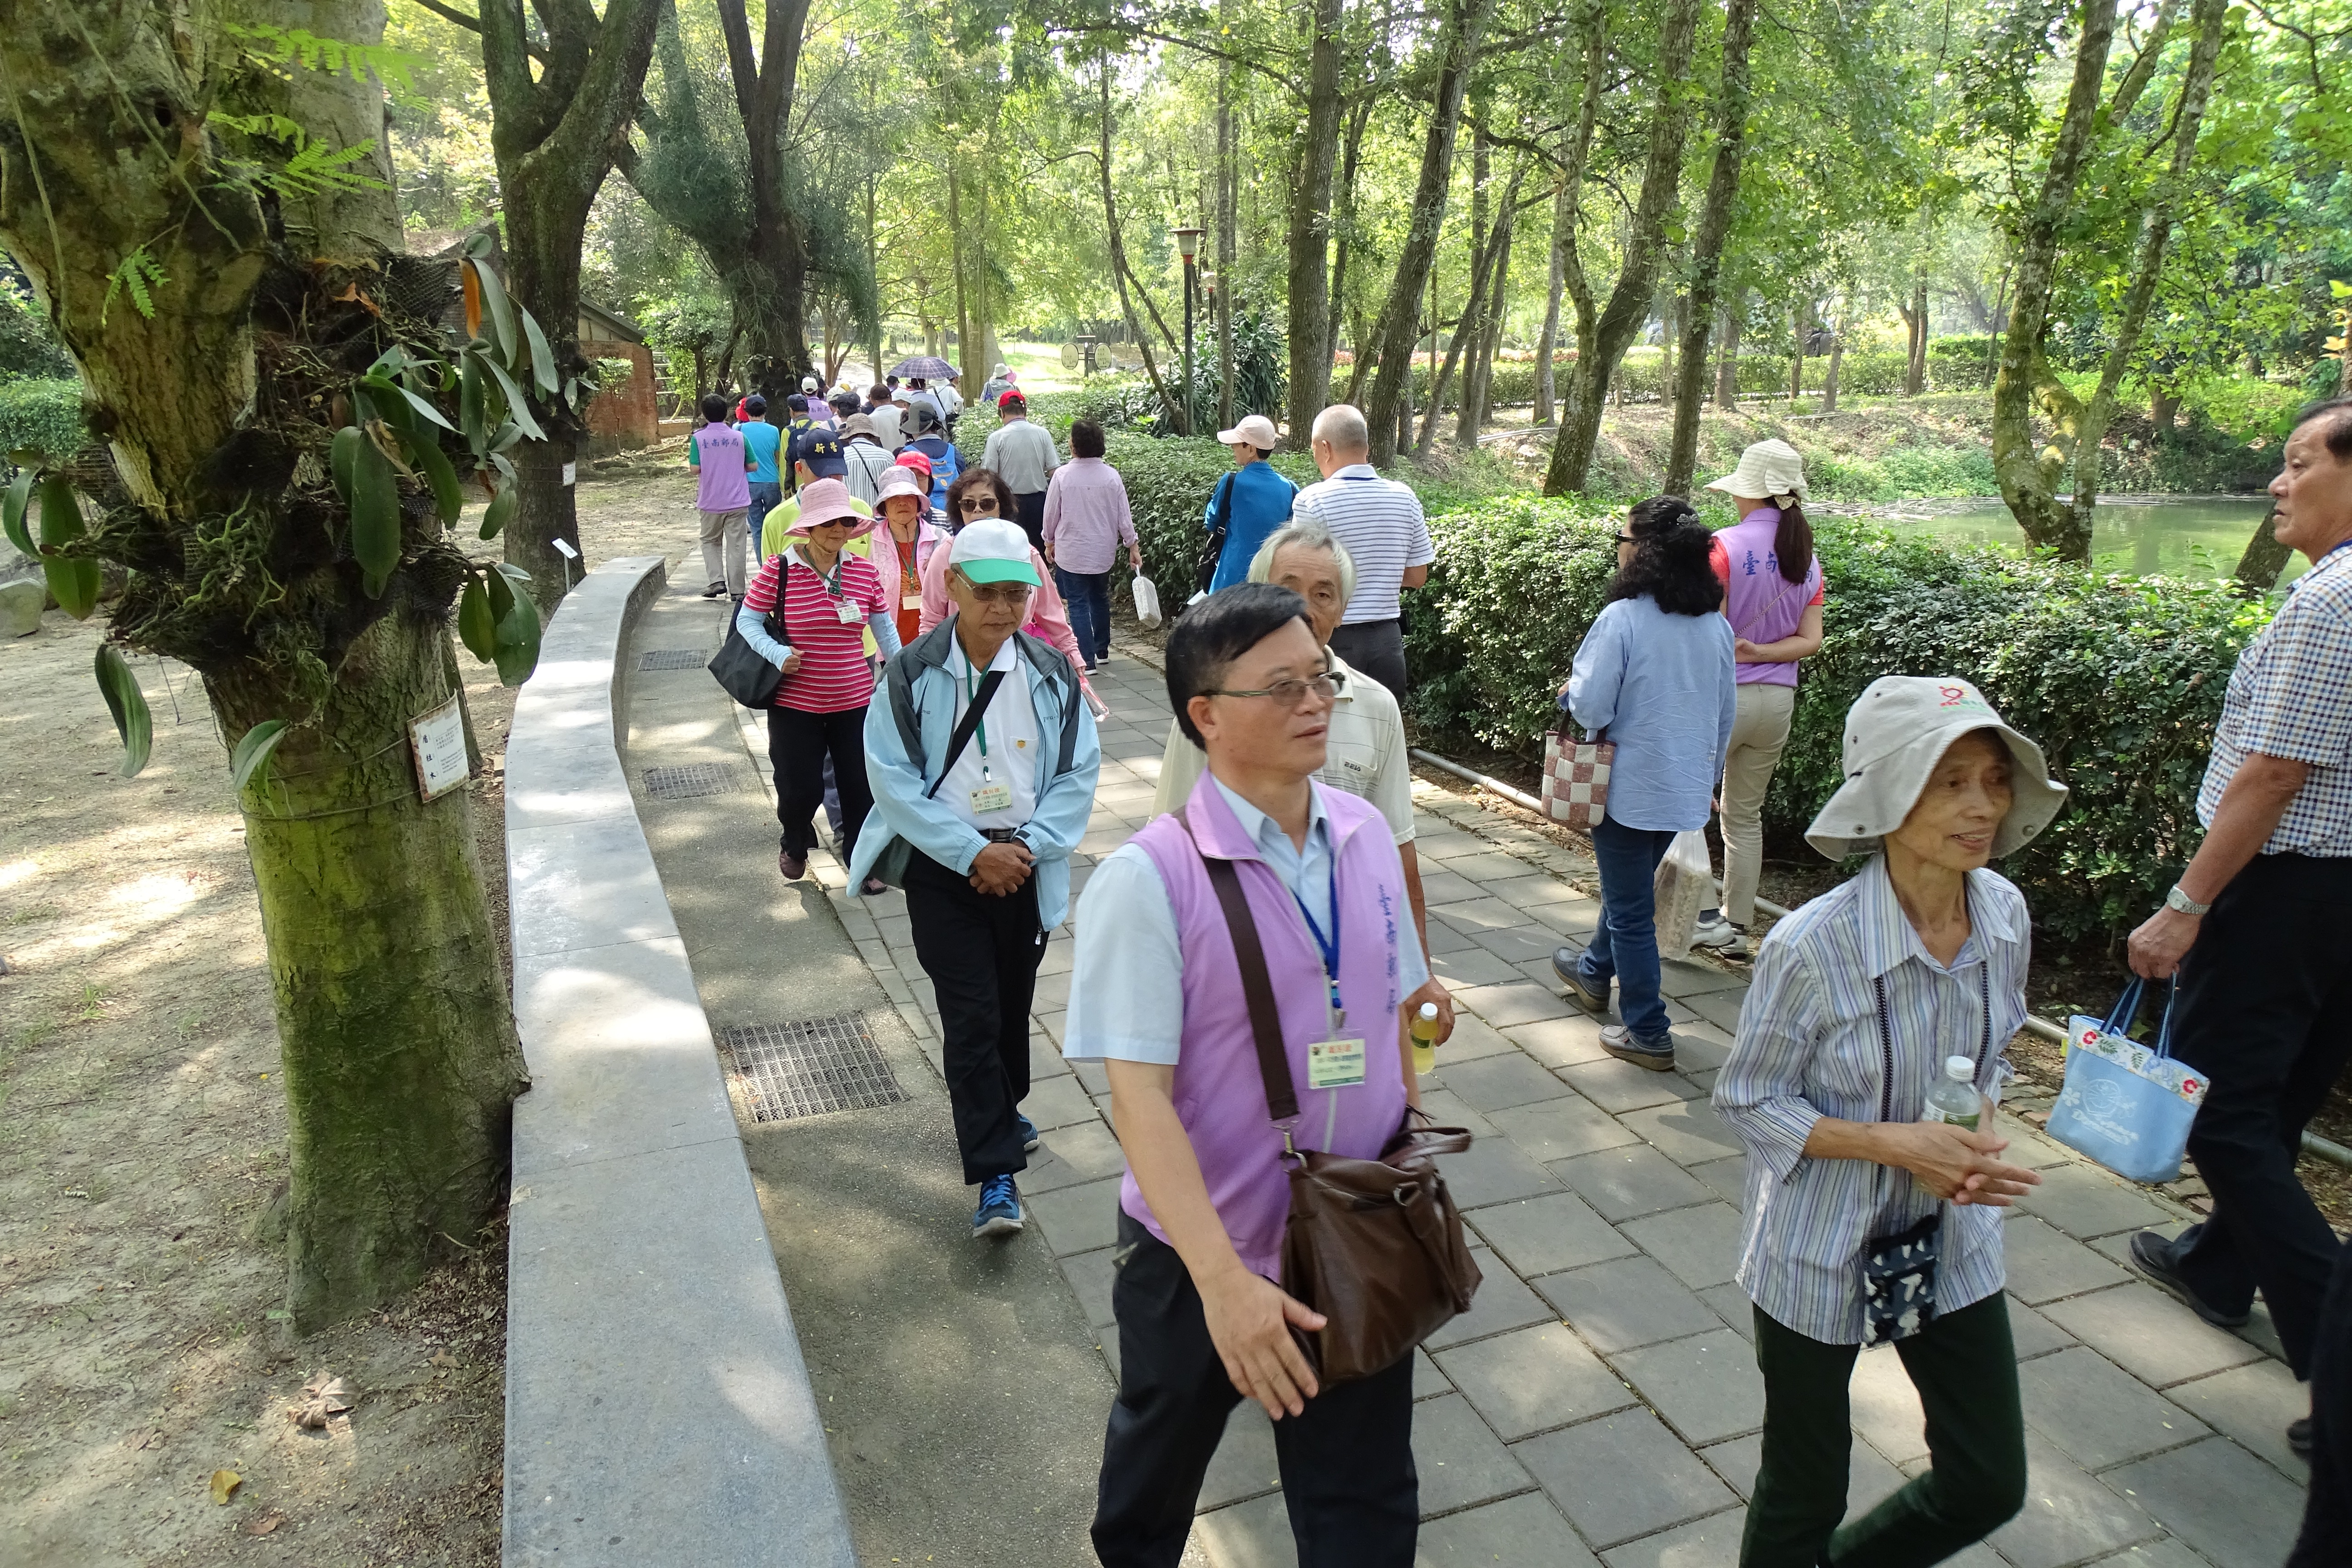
[1706,438,1809,505]
[1805,676,2068,861]
[787,478,875,537]
[875,468,928,508]
[1218,413,1281,448]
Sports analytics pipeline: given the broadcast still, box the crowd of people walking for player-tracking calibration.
[684,369,2349,1566]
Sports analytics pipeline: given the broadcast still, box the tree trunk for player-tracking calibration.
[1360,0,1502,465]
[1285,0,1346,448]
[1217,29,1237,432]
[1542,0,1702,495]
[950,161,972,379]
[1324,101,1375,400]
[1452,129,1492,446]
[1664,0,1756,494]
[1821,320,1843,413]
[1460,170,1522,441]
[1788,305,1805,403]
[1716,296,1742,407]
[2234,504,2293,593]
[0,0,525,1330]
[1098,59,1184,431]
[2151,383,2180,431]
[1906,274,1929,394]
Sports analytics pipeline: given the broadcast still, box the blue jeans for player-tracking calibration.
[1055,566,1112,665]
[1577,815,1678,1042]
[747,480,783,551]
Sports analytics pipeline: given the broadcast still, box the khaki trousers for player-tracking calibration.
[1720,681,1795,926]
[699,506,748,594]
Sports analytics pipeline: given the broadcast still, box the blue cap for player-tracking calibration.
[794,430,847,477]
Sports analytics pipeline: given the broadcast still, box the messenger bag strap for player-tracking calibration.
[1177,808,1301,1126]
[921,666,1007,800]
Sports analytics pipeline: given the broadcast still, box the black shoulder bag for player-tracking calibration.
[1193,473,1236,597]
[708,562,793,708]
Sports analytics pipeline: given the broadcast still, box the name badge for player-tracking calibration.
[834,601,862,624]
[967,780,1014,814]
[902,593,924,610]
[1306,1037,1367,1090]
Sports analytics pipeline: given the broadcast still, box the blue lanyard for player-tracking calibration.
[1292,873,1343,1015]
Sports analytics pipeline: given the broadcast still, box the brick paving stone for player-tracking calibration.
[1849,1345,1931,1465]
[1198,1399,1283,1511]
[2006,1299,2078,1361]
[1412,1391,1538,1515]
[2161,1355,2312,1477]
[1414,1348,1453,1401]
[1595,1506,1746,1568]
[1680,989,1746,1033]
[1024,1072,1102,1132]
[1431,946,1525,989]
[1455,979,1580,1029]
[1467,926,1569,970]
[1416,1492,1600,1566]
[1440,1135,1566,1209]
[1434,896,1531,932]
[2016,1163,2180,1241]
[1467,1191,1640,1276]
[1553,1145,1718,1223]
[1491,1093,1639,1162]
[1622,1202,1745,1290]
[1515,1407,1739,1548]
[1024,1118,1129,1194]
[1444,850,1539,884]
[1484,872,1591,907]
[1060,1245,1118,1328]
[1666,1029,1735,1075]
[1533,1256,1724,1353]
[1443,1050,1581,1112]
[1988,1431,2163,1568]
[1424,919,1485,956]
[1700,1284,1756,1342]
[1026,1176,1124,1257]
[1689,1156,1749,1210]
[1029,1031,1073,1079]
[2102,1436,2308,1568]
[2003,1214,2131,1306]
[2089,1542,2228,1568]
[1424,1249,1559,1352]
[1611,1328,1766,1445]
[1427,1011,1521,1067]
[1192,1489,1294,1568]
[1526,900,1603,939]
[1561,1057,1703,1113]
[1438,1320,1637,1440]
[2041,1283,2266,1387]
[2018,1347,2211,1471]
[1416,867,1486,907]
[1073,1059,1111,1096]
[1504,1014,1616,1069]
[1418,1087,1499,1138]
[1620,1100,1745,1166]
[1657,957,1749,1000]
[1415,831,1489,862]
[1697,1428,1907,1513]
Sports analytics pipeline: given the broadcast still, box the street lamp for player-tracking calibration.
[1171,225,1205,433]
[1075,332,1098,377]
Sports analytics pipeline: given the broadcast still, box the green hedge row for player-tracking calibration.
[0,376,83,462]
[1401,501,2269,944]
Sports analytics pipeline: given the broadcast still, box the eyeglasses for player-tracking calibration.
[1208,673,1339,708]
[965,582,1030,605]
[1613,533,1636,545]
[958,495,1001,514]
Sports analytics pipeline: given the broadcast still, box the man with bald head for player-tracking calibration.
[1289,403,1435,699]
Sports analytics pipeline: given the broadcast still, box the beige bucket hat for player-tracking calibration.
[1805,676,2068,861]
[1706,439,1809,505]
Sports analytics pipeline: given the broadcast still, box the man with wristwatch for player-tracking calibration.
[2124,397,2352,1462]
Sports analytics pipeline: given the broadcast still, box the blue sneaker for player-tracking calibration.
[1018,1114,1041,1153]
[972,1174,1024,1239]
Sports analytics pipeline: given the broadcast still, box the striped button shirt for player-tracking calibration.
[741,548,892,713]
[1714,854,2031,1344]
[2196,541,2352,855]
[1291,465,1435,625]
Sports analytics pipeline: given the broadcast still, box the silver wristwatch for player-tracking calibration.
[2165,884,2211,916]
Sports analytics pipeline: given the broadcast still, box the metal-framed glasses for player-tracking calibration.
[1207,673,1339,707]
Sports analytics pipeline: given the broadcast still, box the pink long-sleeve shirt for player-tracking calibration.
[1041,457,1139,575]
[918,538,1104,710]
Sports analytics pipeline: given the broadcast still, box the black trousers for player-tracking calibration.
[2289,1235,2352,1566]
[1091,1213,1418,1568]
[904,850,1043,1186]
[1328,618,1406,701]
[767,704,872,861]
[1014,490,1048,553]
[2168,851,2352,1378]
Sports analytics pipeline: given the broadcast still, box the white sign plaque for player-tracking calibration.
[552,538,580,560]
[561,461,577,486]
[411,694,470,802]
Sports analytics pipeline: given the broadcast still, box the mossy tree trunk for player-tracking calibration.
[0,0,526,1330]
[1665,0,1757,496]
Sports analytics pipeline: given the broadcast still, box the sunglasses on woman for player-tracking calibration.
[958,495,1001,515]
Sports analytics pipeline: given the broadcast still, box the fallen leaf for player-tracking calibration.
[209,1469,241,1505]
[427,1349,457,1370]
[288,1372,357,1429]
[128,1428,165,1451]
[241,1510,283,1536]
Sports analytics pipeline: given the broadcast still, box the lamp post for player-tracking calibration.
[1171,224,1205,434]
[1075,332,1098,378]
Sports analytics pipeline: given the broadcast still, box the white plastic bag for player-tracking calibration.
[1131,574,1164,628]
[1652,828,1714,959]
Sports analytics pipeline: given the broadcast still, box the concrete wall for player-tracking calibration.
[500,557,855,1567]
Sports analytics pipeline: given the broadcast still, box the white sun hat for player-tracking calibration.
[1804,676,2068,861]
[947,517,1041,587]
[1706,438,1809,505]
[1217,413,1281,449]
[875,467,927,508]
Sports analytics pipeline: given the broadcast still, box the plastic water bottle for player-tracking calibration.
[1410,1003,1442,1076]
[1922,1055,1981,1131]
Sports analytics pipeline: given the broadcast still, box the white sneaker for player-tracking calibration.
[1692,916,1747,956]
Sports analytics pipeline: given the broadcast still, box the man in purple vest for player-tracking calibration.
[1066,583,1454,1568]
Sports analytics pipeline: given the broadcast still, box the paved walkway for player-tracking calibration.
[782,643,2308,1568]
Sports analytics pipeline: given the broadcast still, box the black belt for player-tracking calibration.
[978,826,1025,844]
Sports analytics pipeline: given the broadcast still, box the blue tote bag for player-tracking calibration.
[2046,980,2208,1185]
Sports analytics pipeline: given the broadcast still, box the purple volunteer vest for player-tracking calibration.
[1124,774,1413,1280]
[1718,508,1821,688]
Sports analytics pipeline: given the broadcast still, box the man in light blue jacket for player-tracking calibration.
[852,519,1103,1239]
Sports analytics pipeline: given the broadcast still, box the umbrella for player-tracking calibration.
[889,354,958,380]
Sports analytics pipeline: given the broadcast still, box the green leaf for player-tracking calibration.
[229,719,290,792]
[456,575,497,661]
[468,256,517,367]
[492,573,541,687]
[349,429,401,597]
[36,475,82,548]
[519,307,558,398]
[477,481,518,540]
[481,358,546,442]
[93,644,152,776]
[44,555,99,619]
[458,356,485,451]
[2,470,33,557]
[483,557,515,624]
[369,373,455,432]
[330,425,363,507]
[399,431,463,524]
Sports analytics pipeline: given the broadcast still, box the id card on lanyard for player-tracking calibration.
[963,653,1014,814]
[1294,870,1366,1089]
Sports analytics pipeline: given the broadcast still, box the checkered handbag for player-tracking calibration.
[1539,729,1613,830]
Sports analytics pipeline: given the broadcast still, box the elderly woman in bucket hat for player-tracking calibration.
[1695,439,1827,960]
[1714,675,2066,1568]
[735,478,904,891]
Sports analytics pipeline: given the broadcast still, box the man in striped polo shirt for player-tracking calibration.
[1290,403,1434,699]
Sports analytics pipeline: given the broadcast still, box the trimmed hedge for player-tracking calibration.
[1402,501,2270,944]
[0,376,83,462]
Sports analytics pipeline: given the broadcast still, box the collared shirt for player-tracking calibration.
[982,418,1061,495]
[1043,457,1139,575]
[1714,855,2031,1345]
[1291,463,1435,625]
[1150,653,1415,843]
[2196,542,2352,855]
[941,634,1042,831]
[1564,595,1737,832]
[1064,779,1429,1065]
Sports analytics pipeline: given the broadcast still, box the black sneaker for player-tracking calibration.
[1600,1024,1676,1072]
[1551,947,1609,1014]
[701,580,727,598]
[2127,1230,2252,1329]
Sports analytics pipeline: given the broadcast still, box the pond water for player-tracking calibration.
[1857,495,2299,584]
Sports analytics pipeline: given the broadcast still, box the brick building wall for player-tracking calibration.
[582,340,657,456]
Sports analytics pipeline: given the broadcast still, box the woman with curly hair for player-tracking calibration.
[1549,495,1737,1070]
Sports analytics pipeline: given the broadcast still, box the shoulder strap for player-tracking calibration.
[1210,472,1236,537]
[1017,632,1084,775]
[1176,808,1300,1126]
[919,666,1006,799]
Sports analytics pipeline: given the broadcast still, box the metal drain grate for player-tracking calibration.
[638,647,710,671]
[719,1014,904,1122]
[642,762,743,799]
